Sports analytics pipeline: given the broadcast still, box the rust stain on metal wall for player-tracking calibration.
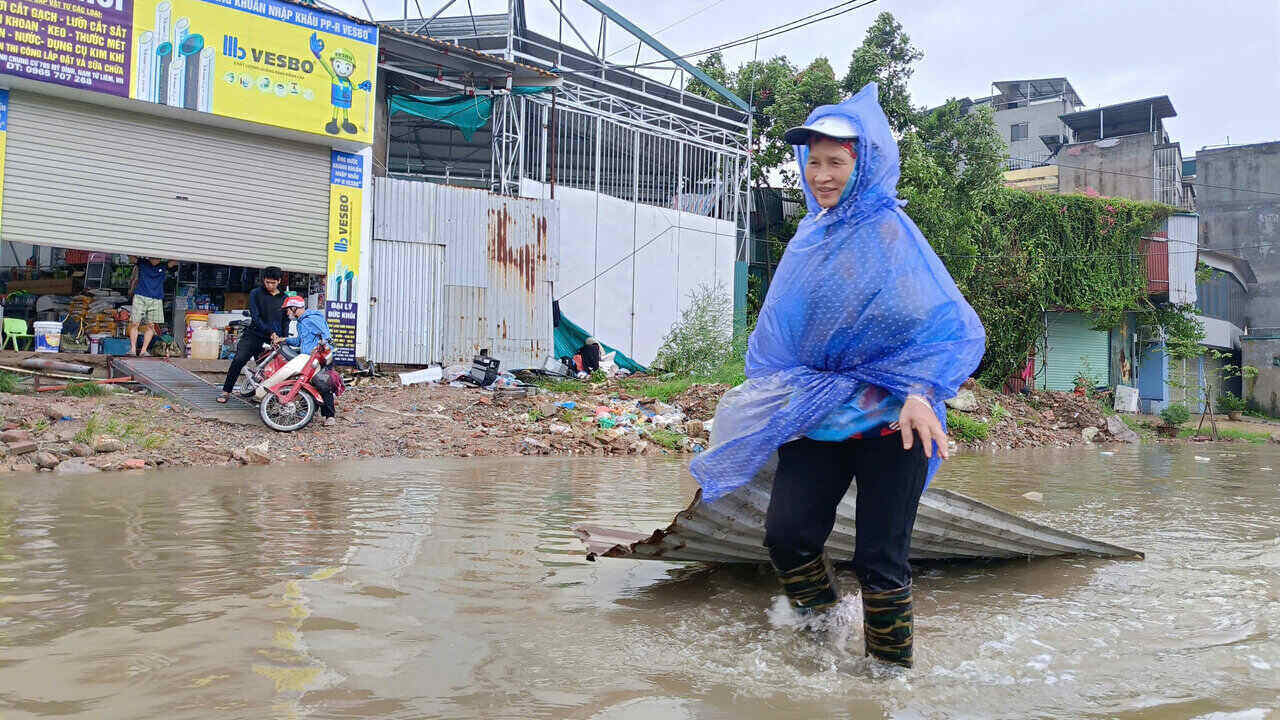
[487,203,548,299]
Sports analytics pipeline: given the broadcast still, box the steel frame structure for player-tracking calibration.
[382,0,754,260]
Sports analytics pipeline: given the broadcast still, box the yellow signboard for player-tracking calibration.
[0,0,377,143]
[325,150,362,364]
[130,0,377,142]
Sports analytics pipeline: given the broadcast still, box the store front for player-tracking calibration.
[0,0,376,362]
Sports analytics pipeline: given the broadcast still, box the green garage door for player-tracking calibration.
[1038,312,1110,391]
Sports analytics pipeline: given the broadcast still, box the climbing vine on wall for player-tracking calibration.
[927,188,1175,386]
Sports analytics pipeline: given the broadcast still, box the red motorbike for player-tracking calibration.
[256,342,333,432]
[230,340,294,398]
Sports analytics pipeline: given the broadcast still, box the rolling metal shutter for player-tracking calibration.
[1039,311,1111,391]
[1,90,330,273]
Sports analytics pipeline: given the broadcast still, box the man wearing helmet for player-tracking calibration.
[310,32,372,135]
[255,295,338,427]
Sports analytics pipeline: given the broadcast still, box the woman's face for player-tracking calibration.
[804,136,856,209]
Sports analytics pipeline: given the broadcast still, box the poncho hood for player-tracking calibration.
[796,82,901,221]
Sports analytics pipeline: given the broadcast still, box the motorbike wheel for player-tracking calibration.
[233,376,257,397]
[259,390,316,432]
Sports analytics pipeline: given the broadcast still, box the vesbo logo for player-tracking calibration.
[223,35,315,73]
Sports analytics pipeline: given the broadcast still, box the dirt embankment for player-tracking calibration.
[1,375,1273,475]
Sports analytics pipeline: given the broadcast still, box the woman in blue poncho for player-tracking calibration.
[688,84,986,668]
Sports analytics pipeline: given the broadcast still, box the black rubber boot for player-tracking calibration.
[862,584,913,668]
[771,552,840,614]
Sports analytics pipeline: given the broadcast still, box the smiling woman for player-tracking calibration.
[690,83,987,669]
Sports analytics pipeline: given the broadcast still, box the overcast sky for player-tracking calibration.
[338,0,1280,154]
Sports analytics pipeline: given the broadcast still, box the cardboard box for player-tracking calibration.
[223,292,249,310]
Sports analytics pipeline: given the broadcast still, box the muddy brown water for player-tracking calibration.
[1,445,1277,719]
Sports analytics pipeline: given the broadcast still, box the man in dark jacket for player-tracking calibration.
[218,267,286,403]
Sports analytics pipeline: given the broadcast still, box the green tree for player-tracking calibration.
[764,57,842,186]
[734,56,797,183]
[684,51,732,104]
[840,11,922,133]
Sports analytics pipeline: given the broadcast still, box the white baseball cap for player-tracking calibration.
[783,115,857,145]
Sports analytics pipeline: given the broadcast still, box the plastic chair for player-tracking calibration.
[3,317,32,350]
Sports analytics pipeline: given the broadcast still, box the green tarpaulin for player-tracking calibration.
[388,88,552,142]
[554,313,647,373]
[389,95,492,142]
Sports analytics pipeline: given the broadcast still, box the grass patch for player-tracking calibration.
[947,410,989,443]
[990,402,1011,425]
[643,427,685,451]
[140,434,168,450]
[0,371,21,394]
[620,377,695,402]
[64,382,108,397]
[73,415,101,445]
[1178,426,1270,444]
[73,413,151,446]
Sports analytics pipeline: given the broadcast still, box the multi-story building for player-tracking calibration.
[967,78,1084,170]
[1196,141,1280,413]
[1055,96,1192,211]
[960,77,1255,413]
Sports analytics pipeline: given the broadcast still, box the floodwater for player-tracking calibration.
[0,445,1277,720]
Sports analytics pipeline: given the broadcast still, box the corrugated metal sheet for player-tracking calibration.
[443,285,487,364]
[1145,238,1169,293]
[4,90,330,273]
[373,178,433,243]
[485,198,553,367]
[1039,311,1110,391]
[574,466,1141,564]
[380,14,510,39]
[1167,213,1199,305]
[369,240,446,364]
[440,185,491,289]
[372,178,556,368]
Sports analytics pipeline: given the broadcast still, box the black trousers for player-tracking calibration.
[765,432,928,593]
[317,386,336,418]
[222,333,267,394]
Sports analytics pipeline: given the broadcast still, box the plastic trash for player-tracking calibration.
[598,417,616,429]
[399,367,443,386]
[442,364,470,382]
[557,401,577,410]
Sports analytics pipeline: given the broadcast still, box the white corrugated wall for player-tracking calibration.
[369,240,445,364]
[1167,213,1199,305]
[370,178,556,368]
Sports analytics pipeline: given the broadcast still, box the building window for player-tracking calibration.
[1010,122,1030,142]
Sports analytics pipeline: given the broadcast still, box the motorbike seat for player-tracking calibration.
[277,344,299,360]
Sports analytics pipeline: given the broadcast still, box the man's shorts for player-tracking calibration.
[132,295,164,326]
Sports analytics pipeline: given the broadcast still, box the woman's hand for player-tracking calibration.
[898,395,949,459]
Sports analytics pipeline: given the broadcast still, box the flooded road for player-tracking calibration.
[1,445,1277,719]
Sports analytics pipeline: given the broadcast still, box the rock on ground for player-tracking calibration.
[93,436,126,454]
[56,458,100,474]
[31,451,60,469]
[1105,415,1140,444]
[946,389,979,412]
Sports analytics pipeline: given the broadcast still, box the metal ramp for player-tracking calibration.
[111,357,258,423]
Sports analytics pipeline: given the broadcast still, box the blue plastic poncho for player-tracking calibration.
[689,83,986,503]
